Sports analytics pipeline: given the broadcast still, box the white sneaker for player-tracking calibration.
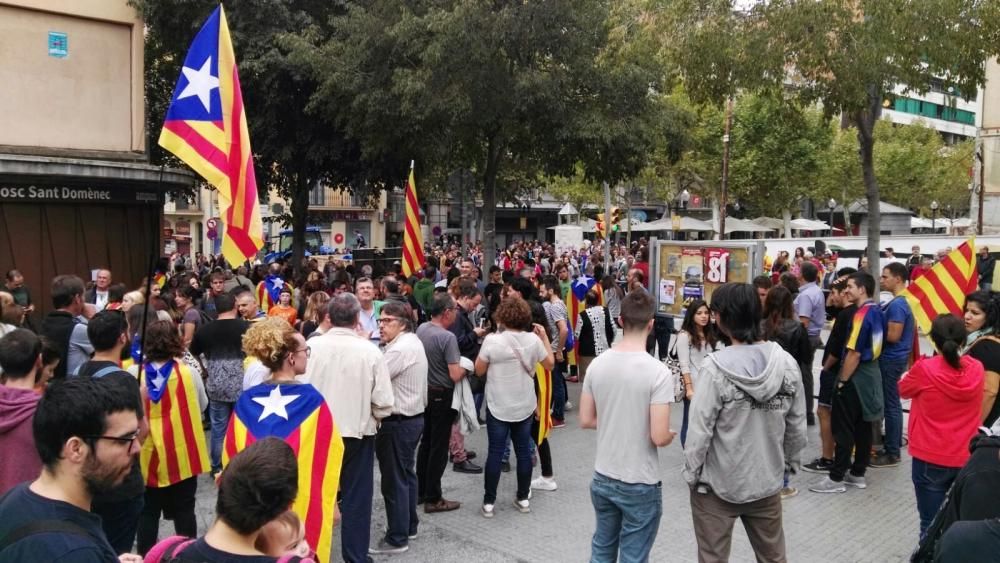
[481,503,495,518]
[564,401,573,411]
[513,498,530,513]
[531,476,558,491]
[844,473,867,489]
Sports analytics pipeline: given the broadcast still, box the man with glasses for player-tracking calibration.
[0,377,142,562]
[370,302,428,555]
[305,293,394,563]
[75,311,147,555]
[415,293,466,513]
[356,277,381,345]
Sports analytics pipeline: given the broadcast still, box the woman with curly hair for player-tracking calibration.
[136,320,209,556]
[474,297,554,518]
[232,317,341,562]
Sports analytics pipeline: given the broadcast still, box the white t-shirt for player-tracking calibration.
[479,331,546,422]
[583,349,674,485]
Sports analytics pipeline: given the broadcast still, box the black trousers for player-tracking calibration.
[136,477,198,556]
[416,386,456,503]
[530,419,554,478]
[830,380,872,481]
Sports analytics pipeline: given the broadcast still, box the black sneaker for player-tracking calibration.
[869,452,901,468]
[802,457,834,474]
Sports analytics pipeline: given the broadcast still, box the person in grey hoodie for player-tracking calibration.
[683,283,807,563]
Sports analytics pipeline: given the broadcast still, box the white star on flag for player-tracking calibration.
[252,385,300,422]
[151,374,166,390]
[573,274,593,290]
[177,57,220,112]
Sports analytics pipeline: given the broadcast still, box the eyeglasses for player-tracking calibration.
[377,317,405,324]
[85,431,140,446]
[295,346,311,358]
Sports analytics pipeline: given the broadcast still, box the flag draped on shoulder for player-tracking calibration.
[566,275,604,365]
[401,164,426,278]
[223,383,344,563]
[159,6,263,265]
[535,365,552,443]
[139,361,210,488]
[900,239,978,334]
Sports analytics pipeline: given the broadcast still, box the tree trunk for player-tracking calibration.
[290,175,311,281]
[854,92,882,278]
[481,134,503,268]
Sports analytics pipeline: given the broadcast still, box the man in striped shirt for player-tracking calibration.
[371,301,428,555]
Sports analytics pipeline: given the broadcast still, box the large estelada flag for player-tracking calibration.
[223,383,343,563]
[139,360,210,487]
[535,365,552,443]
[159,6,263,265]
[401,163,426,278]
[901,239,978,334]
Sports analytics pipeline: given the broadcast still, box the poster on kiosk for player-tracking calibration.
[650,239,766,323]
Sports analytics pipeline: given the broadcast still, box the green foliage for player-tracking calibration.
[728,94,832,216]
[301,0,668,263]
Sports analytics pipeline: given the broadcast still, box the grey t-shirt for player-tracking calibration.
[479,331,546,422]
[416,322,461,389]
[583,349,674,485]
[543,299,568,349]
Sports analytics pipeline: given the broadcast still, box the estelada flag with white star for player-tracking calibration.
[159,5,263,264]
[139,360,210,488]
[565,274,604,367]
[223,383,344,563]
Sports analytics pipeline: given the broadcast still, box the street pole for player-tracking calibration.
[603,181,612,276]
[626,182,634,248]
[719,96,734,240]
[979,144,986,236]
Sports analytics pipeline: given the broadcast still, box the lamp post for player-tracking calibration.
[827,198,836,236]
[930,200,939,232]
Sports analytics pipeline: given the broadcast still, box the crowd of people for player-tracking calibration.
[0,235,998,562]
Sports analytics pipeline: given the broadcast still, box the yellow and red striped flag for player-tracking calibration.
[566,275,604,367]
[139,361,210,488]
[158,6,263,265]
[401,163,426,278]
[535,365,552,443]
[901,239,978,334]
[223,383,344,563]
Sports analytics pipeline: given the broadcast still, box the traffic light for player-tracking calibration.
[610,207,622,232]
[595,213,606,238]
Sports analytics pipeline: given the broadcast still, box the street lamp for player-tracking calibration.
[827,198,836,236]
[930,200,939,232]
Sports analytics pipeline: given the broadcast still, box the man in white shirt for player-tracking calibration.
[304,293,393,563]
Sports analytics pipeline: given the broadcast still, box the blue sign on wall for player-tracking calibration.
[48,32,68,58]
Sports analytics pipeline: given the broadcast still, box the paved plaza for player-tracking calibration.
[173,384,920,563]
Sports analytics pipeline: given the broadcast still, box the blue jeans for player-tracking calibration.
[590,472,662,563]
[881,358,908,457]
[341,436,376,563]
[376,416,424,547]
[484,412,533,504]
[551,360,567,420]
[912,457,960,539]
[208,400,234,473]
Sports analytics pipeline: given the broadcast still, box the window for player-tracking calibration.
[309,183,325,206]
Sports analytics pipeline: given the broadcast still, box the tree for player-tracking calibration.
[304,0,666,265]
[133,0,395,277]
[669,0,1000,270]
[728,94,831,219]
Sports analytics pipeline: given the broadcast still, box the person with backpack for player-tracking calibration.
[0,377,142,563]
[76,311,147,555]
[144,438,313,563]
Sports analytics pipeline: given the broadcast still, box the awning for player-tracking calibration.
[631,216,716,232]
[789,218,833,231]
[716,217,775,234]
[752,216,785,229]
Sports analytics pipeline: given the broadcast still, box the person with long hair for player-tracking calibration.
[674,300,721,447]
[474,298,554,518]
[136,320,209,556]
[900,314,984,539]
[963,291,1000,427]
[174,285,202,349]
[301,291,331,339]
[762,286,812,498]
[771,251,790,285]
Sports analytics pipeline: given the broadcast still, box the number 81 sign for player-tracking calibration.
[705,249,730,284]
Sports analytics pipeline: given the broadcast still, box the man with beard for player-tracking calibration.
[0,377,142,562]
